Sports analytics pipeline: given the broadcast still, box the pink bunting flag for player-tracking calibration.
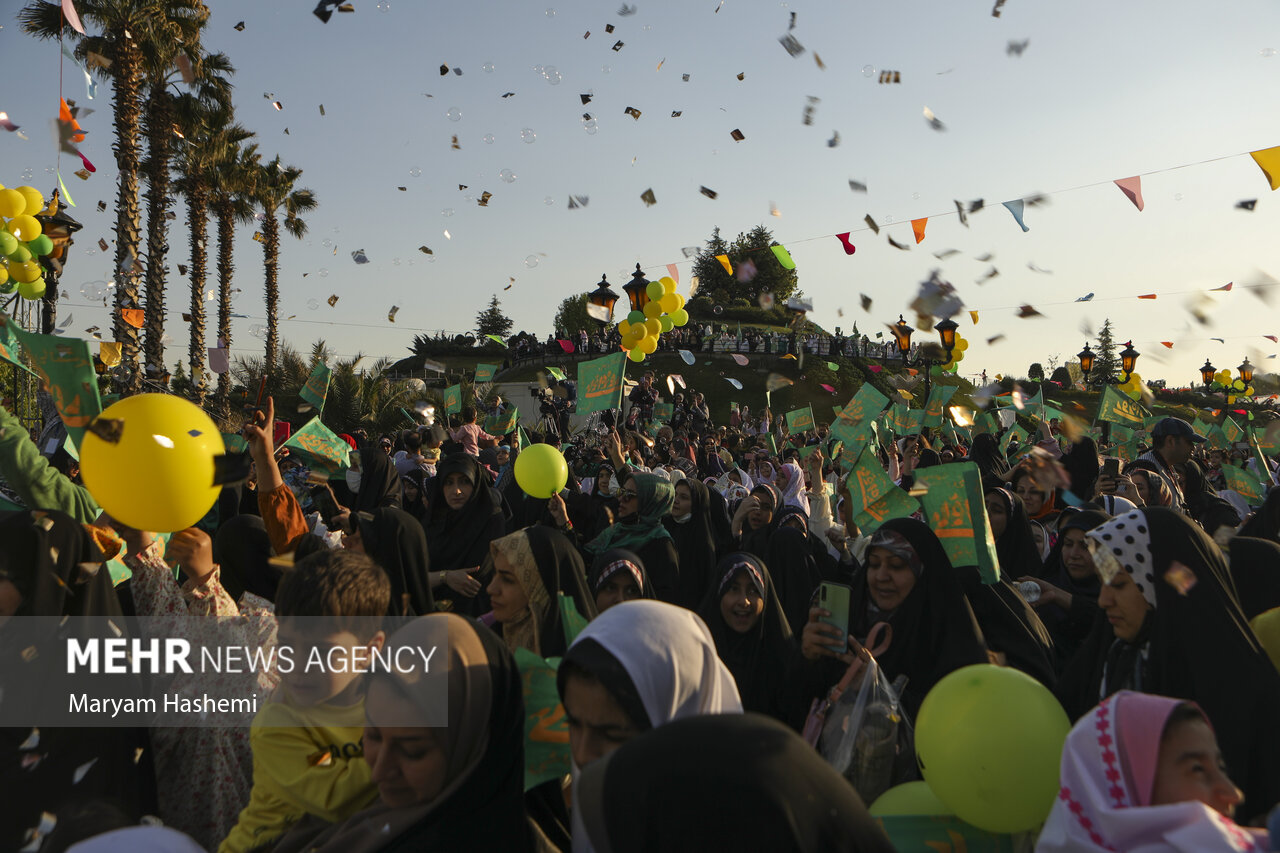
[666,263,679,284]
[732,353,748,366]
[820,384,836,392]
[1266,335,1278,343]
[1114,176,1144,211]
[835,232,856,255]
[61,0,86,34]
[1211,282,1233,292]
[869,364,882,373]
[557,339,575,353]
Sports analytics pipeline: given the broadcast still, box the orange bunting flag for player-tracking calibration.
[1211,282,1233,292]
[1249,146,1280,191]
[968,310,979,324]
[1114,176,1144,211]
[911,217,928,244]
[1137,294,1158,300]
[715,254,732,275]
[121,308,144,328]
[1160,341,1174,348]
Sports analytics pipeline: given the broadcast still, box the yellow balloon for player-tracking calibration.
[80,394,224,532]
[0,264,8,285]
[16,186,44,217]
[638,335,658,354]
[673,293,685,309]
[0,188,25,219]
[955,338,969,351]
[659,293,679,313]
[7,214,42,241]
[660,276,677,294]
[1247,386,1255,395]
[643,300,664,320]
[618,319,632,337]
[627,347,646,362]
[644,318,662,336]
[12,260,41,283]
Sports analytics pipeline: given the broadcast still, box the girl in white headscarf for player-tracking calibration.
[776,461,811,515]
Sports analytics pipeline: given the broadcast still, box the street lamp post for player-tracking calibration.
[1119,341,1140,383]
[586,274,620,329]
[622,263,651,316]
[890,315,958,401]
[1200,359,1216,392]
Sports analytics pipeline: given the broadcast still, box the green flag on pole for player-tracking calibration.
[1248,428,1277,489]
[915,462,1001,583]
[1096,384,1149,428]
[922,385,958,428]
[11,324,102,450]
[785,406,815,434]
[1222,463,1267,504]
[578,352,626,414]
[653,402,673,423]
[282,416,352,479]
[0,312,38,378]
[512,647,572,792]
[299,361,331,413]
[845,447,919,534]
[485,406,519,436]
[443,384,463,415]
[474,363,500,384]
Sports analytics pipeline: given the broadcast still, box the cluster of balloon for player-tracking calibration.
[911,664,1070,833]
[616,276,688,363]
[1119,371,1148,402]
[0,184,54,300]
[938,333,969,373]
[80,394,227,532]
[1208,368,1254,403]
[513,443,569,498]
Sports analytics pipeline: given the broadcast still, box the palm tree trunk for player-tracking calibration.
[214,201,235,419]
[142,88,174,373]
[187,180,210,407]
[263,213,280,376]
[110,33,145,395]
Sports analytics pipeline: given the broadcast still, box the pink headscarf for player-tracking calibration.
[1036,691,1266,852]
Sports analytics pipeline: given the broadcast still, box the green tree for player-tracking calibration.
[475,295,513,338]
[208,141,259,419]
[1028,362,1044,382]
[21,0,209,393]
[250,156,317,373]
[1093,319,1120,386]
[553,293,593,337]
[689,224,800,310]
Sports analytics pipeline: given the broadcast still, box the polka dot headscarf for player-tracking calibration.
[1085,509,1157,609]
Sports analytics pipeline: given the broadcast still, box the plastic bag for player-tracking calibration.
[817,656,917,805]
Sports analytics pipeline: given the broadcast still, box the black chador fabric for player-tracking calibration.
[662,479,718,609]
[425,454,506,616]
[212,514,280,603]
[357,507,433,616]
[1224,535,1280,620]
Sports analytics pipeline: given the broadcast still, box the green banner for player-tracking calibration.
[891,407,924,436]
[834,384,889,441]
[785,405,816,434]
[1113,436,1141,463]
[474,363,499,384]
[299,361,331,413]
[972,410,997,436]
[846,446,918,534]
[485,406,519,436]
[578,352,626,414]
[922,385,958,428]
[1223,417,1245,445]
[443,384,463,415]
[1022,385,1044,421]
[653,402,673,422]
[513,647,572,792]
[1223,463,1266,504]
[1000,424,1028,457]
[1248,428,1276,490]
[282,416,352,479]
[915,463,1001,583]
[0,312,38,377]
[12,325,102,449]
[1096,383,1149,428]
[221,432,248,454]
[1205,423,1230,450]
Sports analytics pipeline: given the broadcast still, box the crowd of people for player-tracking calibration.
[2,369,1280,852]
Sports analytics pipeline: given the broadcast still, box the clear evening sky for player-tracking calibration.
[3,0,1280,386]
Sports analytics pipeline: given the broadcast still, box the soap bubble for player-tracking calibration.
[483,134,495,144]
[307,298,320,310]
[322,238,333,248]
[446,107,462,122]
[546,69,562,85]
[713,305,724,315]
[546,7,555,16]
[533,64,544,74]
[862,64,875,77]
[483,61,495,73]
[249,324,267,339]
[318,268,329,277]
[21,168,33,181]
[1174,193,1184,202]
[499,169,517,183]
[441,208,455,217]
[393,258,401,266]
[601,64,612,74]
[376,0,390,10]
[520,127,536,143]
[1262,47,1277,57]
[912,192,920,200]
[544,196,555,206]
[525,255,539,268]
[409,167,422,177]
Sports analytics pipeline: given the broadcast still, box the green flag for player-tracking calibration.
[1023,385,1045,421]
[221,432,248,454]
[1205,424,1230,450]
[299,361,331,413]
[915,463,1001,583]
[845,447,918,534]
[0,312,38,377]
[892,407,924,436]
[513,648,572,792]
[12,325,102,449]
[785,406,815,434]
[282,416,352,479]
[765,433,778,456]
[1096,383,1149,428]
[545,366,567,382]
[517,425,532,450]
[834,384,889,443]
[876,816,1018,852]
[443,384,463,415]
[653,402,673,423]
[1113,437,1141,463]
[1222,463,1267,504]
[1222,417,1245,445]
[922,385,958,428]
[485,406,519,436]
[474,363,499,384]
[1000,424,1029,457]
[578,352,626,414]
[1248,428,1276,489]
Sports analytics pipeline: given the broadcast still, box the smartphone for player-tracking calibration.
[818,582,851,655]
[1103,457,1121,480]
[309,484,341,521]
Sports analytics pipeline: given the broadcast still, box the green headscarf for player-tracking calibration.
[585,472,674,555]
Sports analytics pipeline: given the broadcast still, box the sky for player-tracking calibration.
[3,0,1280,388]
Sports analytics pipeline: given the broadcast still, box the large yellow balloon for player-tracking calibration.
[643,300,664,320]
[659,276,676,294]
[644,317,661,336]
[512,443,569,498]
[618,319,632,337]
[80,394,225,532]
[638,334,658,354]
[0,264,9,285]
[7,214,42,241]
[673,293,685,309]
[0,188,25,219]
[12,260,41,283]
[915,664,1069,834]
[659,293,679,313]
[16,186,44,217]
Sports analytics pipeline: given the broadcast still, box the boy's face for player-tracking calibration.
[278,620,386,707]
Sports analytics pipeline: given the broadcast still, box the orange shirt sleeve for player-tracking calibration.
[258,484,310,555]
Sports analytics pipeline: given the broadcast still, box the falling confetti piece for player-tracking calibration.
[1016,305,1043,318]
[827,131,840,148]
[700,186,718,200]
[1164,562,1197,595]
[860,294,873,312]
[443,229,451,239]
[1137,294,1157,300]
[725,378,743,389]
[678,350,695,365]
[1237,199,1257,211]
[612,40,625,51]
[19,728,39,750]
[934,248,959,259]
[388,306,400,322]
[328,295,339,307]
[640,188,657,207]
[864,214,879,234]
[670,110,683,118]
[922,106,945,131]
[1007,39,1029,56]
[624,106,642,120]
[272,101,283,111]
[1211,282,1233,292]
[730,128,745,141]
[1075,292,1094,302]
[418,245,433,255]
[887,235,910,250]
[766,373,794,392]
[848,179,867,193]
[234,20,245,30]
[732,353,749,366]
[98,238,109,251]
[736,72,745,81]
[72,758,98,784]
[778,34,805,57]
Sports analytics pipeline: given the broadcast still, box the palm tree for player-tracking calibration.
[250,156,317,375]
[20,0,208,394]
[173,103,252,407]
[140,49,234,373]
[208,142,258,419]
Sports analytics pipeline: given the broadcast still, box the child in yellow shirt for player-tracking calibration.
[219,551,390,853]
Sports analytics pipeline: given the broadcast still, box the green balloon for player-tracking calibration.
[659,315,674,333]
[28,234,54,256]
[0,230,16,256]
[9,244,31,264]
[627,310,645,325]
[646,280,665,300]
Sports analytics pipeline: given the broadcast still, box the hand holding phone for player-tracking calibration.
[817,582,851,654]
